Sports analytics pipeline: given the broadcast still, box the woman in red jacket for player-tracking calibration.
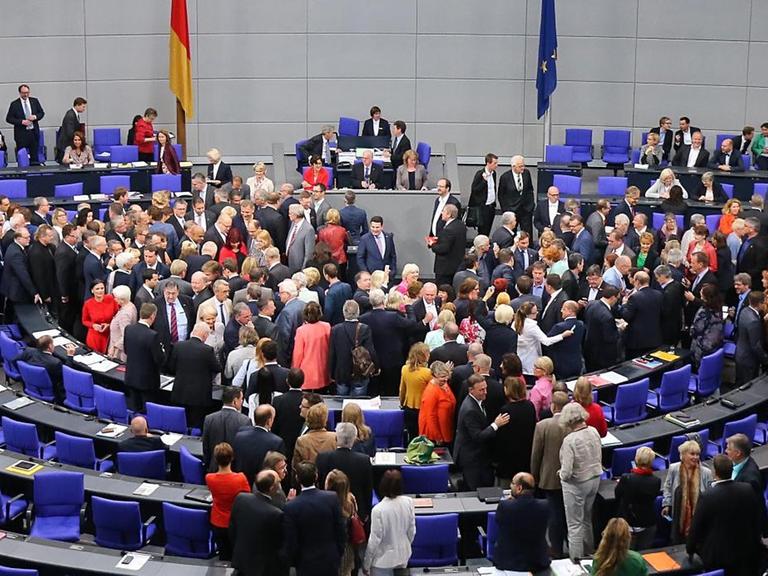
[205,442,249,561]
[81,280,119,354]
[292,302,331,391]
[218,227,247,269]
[573,377,607,437]
[133,107,157,163]
[317,208,348,275]
[418,361,457,445]
[302,155,330,191]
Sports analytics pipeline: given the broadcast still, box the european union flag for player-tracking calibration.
[536,0,558,119]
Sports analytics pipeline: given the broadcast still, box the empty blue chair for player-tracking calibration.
[565,129,593,163]
[16,149,30,168]
[416,142,432,169]
[662,430,710,465]
[689,348,723,398]
[302,167,334,189]
[602,130,631,165]
[652,212,683,231]
[54,182,83,198]
[544,145,573,164]
[2,416,56,460]
[597,176,628,196]
[338,117,360,137]
[647,364,691,413]
[151,173,182,192]
[478,511,497,561]
[0,180,27,199]
[402,464,449,494]
[364,410,405,449]
[54,431,113,472]
[409,513,459,567]
[162,503,216,558]
[0,566,37,576]
[92,496,156,550]
[93,385,129,423]
[93,128,121,156]
[17,361,56,402]
[716,134,737,151]
[109,145,139,164]
[707,414,757,458]
[0,325,22,340]
[180,445,205,485]
[30,471,84,542]
[117,450,166,480]
[100,175,131,195]
[742,154,752,170]
[552,174,581,196]
[721,183,734,199]
[62,366,96,414]
[602,379,649,425]
[146,402,198,435]
[0,151,5,168]
[0,332,24,381]
[754,182,768,199]
[705,214,721,232]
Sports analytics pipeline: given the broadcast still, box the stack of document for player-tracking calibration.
[600,431,622,447]
[132,482,159,496]
[373,452,396,465]
[52,336,75,347]
[74,352,104,366]
[161,433,183,447]
[342,396,381,410]
[93,162,109,169]
[97,424,127,438]
[600,371,629,384]
[91,359,119,373]
[32,329,59,339]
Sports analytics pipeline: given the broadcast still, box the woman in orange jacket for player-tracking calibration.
[418,361,457,445]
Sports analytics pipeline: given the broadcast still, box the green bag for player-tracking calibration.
[403,435,440,465]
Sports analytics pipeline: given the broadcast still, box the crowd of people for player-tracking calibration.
[2,102,768,575]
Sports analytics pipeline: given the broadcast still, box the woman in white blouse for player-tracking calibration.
[364,470,416,576]
[246,161,274,200]
[512,301,572,385]
[644,168,688,199]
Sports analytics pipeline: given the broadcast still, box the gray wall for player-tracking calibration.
[1,0,763,162]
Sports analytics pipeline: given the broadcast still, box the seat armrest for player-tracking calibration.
[24,503,33,531]
[476,525,487,538]
[6,493,26,522]
[95,453,114,468]
[143,515,157,542]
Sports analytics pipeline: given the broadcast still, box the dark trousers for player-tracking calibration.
[16,132,39,165]
[757,156,768,171]
[435,274,455,287]
[543,489,568,557]
[517,210,533,238]
[462,465,494,491]
[374,365,401,397]
[126,387,162,413]
[477,204,496,236]
[403,407,419,442]
[213,526,232,560]
[185,404,212,430]
[138,152,154,163]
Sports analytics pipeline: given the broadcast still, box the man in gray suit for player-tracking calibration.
[312,183,333,229]
[735,291,768,386]
[286,203,316,273]
[134,269,159,309]
[585,199,610,262]
[201,386,250,472]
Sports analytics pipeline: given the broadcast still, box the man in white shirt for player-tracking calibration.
[672,130,709,168]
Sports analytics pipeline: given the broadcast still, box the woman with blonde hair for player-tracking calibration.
[418,361,457,445]
[396,263,420,296]
[371,269,390,291]
[529,356,555,419]
[341,403,375,457]
[572,377,607,437]
[424,309,464,350]
[246,161,274,198]
[718,198,742,235]
[179,240,198,260]
[206,147,232,188]
[396,150,429,190]
[400,342,432,440]
[661,439,712,543]
[590,518,647,576]
[645,167,688,199]
[233,337,271,389]
[247,230,273,266]
[513,302,571,385]
[325,470,358,576]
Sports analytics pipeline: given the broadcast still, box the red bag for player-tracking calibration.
[349,513,366,545]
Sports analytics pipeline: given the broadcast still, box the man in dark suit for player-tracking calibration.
[0,229,41,319]
[687,455,762,576]
[300,126,338,167]
[428,204,467,286]
[283,462,347,576]
[361,106,390,137]
[16,335,75,402]
[453,374,510,490]
[204,214,232,259]
[726,432,767,533]
[230,471,288,576]
[245,342,290,402]
[201,386,250,472]
[734,291,768,386]
[569,215,595,265]
[350,150,384,190]
[429,322,469,365]
[169,322,221,428]
[607,186,640,227]
[256,192,288,252]
[265,247,291,291]
[620,271,663,359]
[356,216,397,274]
[672,131,709,167]
[134,269,159,309]
[428,179,462,237]
[538,274,567,334]
[82,236,108,300]
[130,245,170,295]
[494,472,551,573]
[274,280,307,367]
[733,125,754,156]
[118,416,167,453]
[683,252,719,329]
[340,191,368,245]
[490,212,517,251]
[649,116,674,161]
[5,84,45,165]
[498,155,535,236]
[152,281,195,358]
[511,232,537,279]
[469,153,499,236]
[736,217,768,289]
[223,302,254,358]
[54,225,80,333]
[55,97,86,163]
[28,225,58,310]
[583,285,620,372]
[328,300,376,396]
[188,193,215,228]
[191,271,214,316]
[585,200,611,261]
[533,186,563,235]
[206,150,232,188]
[655,265,685,346]
[316,422,373,523]
[410,282,441,325]
[389,120,411,171]
[708,138,744,172]
[271,369,306,464]
[673,116,700,152]
[546,301,585,379]
[232,404,286,485]
[252,297,277,340]
[124,303,166,412]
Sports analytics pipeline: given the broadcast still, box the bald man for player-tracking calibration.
[118,416,166,452]
[546,300,585,379]
[232,404,286,485]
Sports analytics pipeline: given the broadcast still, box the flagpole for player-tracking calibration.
[543,104,552,159]
[176,99,187,161]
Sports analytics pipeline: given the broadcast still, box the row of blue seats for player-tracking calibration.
[0,172,183,200]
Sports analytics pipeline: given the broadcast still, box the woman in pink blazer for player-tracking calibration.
[292,302,331,391]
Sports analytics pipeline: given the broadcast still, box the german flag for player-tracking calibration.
[169,0,193,118]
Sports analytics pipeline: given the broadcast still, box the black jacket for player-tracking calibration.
[246,364,290,405]
[0,242,36,303]
[584,299,619,370]
[152,295,195,353]
[124,322,165,392]
[202,407,251,472]
[429,340,469,366]
[453,395,497,486]
[361,118,390,137]
[230,492,288,576]
[207,161,233,187]
[55,241,79,303]
[430,218,467,277]
[497,168,534,214]
[350,162,384,190]
[615,471,662,528]
[494,493,550,573]
[232,425,286,485]
[483,322,518,374]
[271,389,305,462]
[316,447,373,522]
[621,287,663,352]
[256,206,288,253]
[169,336,220,407]
[660,280,685,346]
[118,435,166,453]
[27,241,57,303]
[328,321,376,385]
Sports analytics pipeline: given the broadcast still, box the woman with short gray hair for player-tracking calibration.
[558,402,603,560]
[107,285,137,362]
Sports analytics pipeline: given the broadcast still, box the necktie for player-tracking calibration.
[170,304,178,343]
[523,250,529,269]
[287,224,299,252]
[376,234,385,257]
[22,99,30,118]
[392,137,398,152]
[219,302,226,324]
[479,401,486,417]
[516,173,522,191]
[323,140,330,164]
[364,166,370,181]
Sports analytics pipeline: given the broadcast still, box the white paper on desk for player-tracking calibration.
[601,431,622,447]
[174,191,192,198]
[161,433,183,447]
[32,329,59,339]
[93,162,109,168]
[374,452,396,465]
[91,359,119,373]
[68,164,83,170]
[89,194,108,201]
[600,371,628,385]
[131,161,148,167]
[565,380,578,392]
[478,569,530,576]
[133,482,159,496]
[633,163,649,170]
[97,424,127,438]
[73,353,103,366]
[342,396,381,410]
[73,194,89,202]
[115,552,152,571]
[52,336,74,348]
[550,558,588,576]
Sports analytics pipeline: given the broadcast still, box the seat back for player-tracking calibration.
[0,151,6,168]
[696,348,723,397]
[597,176,628,196]
[719,414,757,450]
[364,410,405,449]
[338,117,360,137]
[2,416,41,457]
[610,442,654,477]
[612,379,649,424]
[33,471,84,517]
[658,364,691,412]
[16,149,30,168]
[151,173,182,192]
[486,511,498,561]
[742,154,751,170]
[602,130,631,163]
[54,182,84,198]
[552,174,581,196]
[754,183,768,200]
[146,402,188,434]
[705,214,721,232]
[0,332,24,380]
[416,142,432,169]
[117,450,166,480]
[93,385,129,423]
[179,445,205,485]
[54,431,97,469]
[651,212,683,231]
[716,134,737,151]
[0,180,27,199]
[409,513,459,567]
[544,145,574,164]
[109,145,139,164]
[92,496,145,550]
[565,129,593,162]
[18,361,56,402]
[721,183,734,199]
[62,366,95,413]
[93,128,121,155]
[162,503,216,558]
[0,566,39,576]
[100,175,131,195]
[37,131,46,164]
[668,430,710,464]
[402,464,449,494]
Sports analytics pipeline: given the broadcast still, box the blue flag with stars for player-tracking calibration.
[536,0,558,119]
